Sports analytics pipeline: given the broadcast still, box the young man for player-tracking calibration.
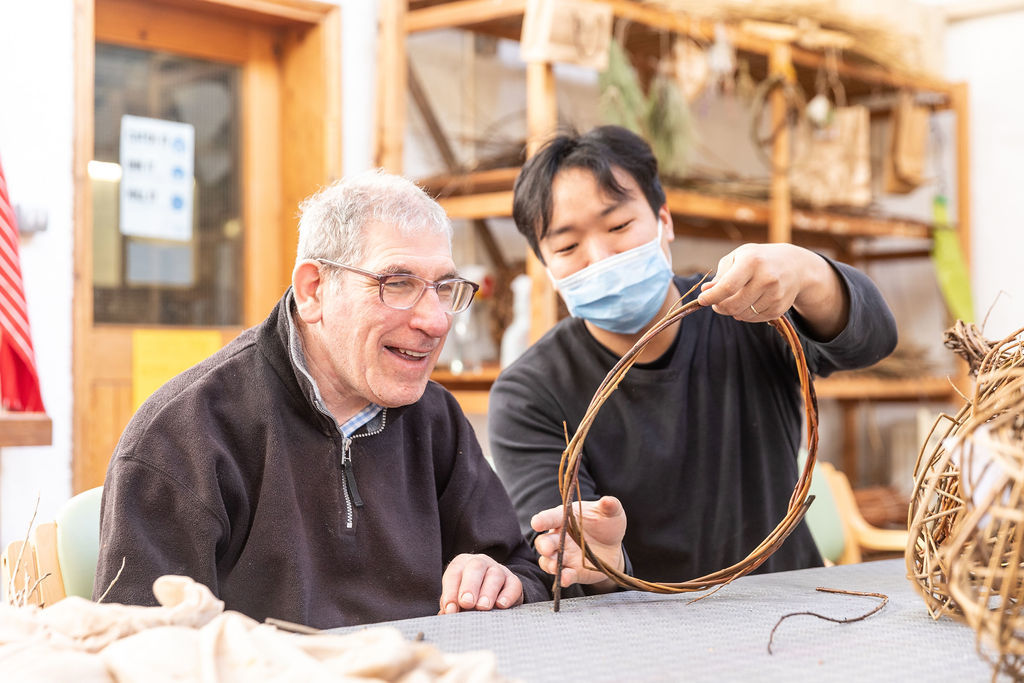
[96,170,589,628]
[489,126,898,583]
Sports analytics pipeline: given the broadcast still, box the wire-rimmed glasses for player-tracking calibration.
[316,259,480,314]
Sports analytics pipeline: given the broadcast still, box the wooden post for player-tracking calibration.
[376,0,406,171]
[72,0,96,493]
[768,42,793,244]
[526,60,558,342]
[841,399,859,486]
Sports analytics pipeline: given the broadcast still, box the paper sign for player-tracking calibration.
[132,329,224,410]
[119,115,195,241]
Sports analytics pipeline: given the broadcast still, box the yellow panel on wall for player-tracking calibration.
[131,329,223,409]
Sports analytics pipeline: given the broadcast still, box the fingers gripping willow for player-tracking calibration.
[553,299,820,609]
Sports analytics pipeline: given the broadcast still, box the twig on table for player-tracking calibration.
[767,587,889,654]
[96,557,126,604]
[265,617,322,635]
[7,495,40,606]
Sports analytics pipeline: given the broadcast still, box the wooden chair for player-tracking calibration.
[1,486,103,606]
[801,450,907,565]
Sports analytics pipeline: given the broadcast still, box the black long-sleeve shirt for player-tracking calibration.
[95,291,549,628]
[489,261,897,582]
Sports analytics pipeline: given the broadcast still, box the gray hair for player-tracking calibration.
[295,169,451,268]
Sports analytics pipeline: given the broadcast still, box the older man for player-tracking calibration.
[95,170,562,628]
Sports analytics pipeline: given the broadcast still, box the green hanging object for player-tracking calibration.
[598,38,646,136]
[647,71,695,180]
[931,194,975,323]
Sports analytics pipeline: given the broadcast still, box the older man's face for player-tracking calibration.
[319,221,456,412]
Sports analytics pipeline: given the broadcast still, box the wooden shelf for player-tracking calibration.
[431,363,501,391]
[0,412,53,447]
[429,365,959,414]
[421,167,934,243]
[815,375,959,402]
[385,0,973,481]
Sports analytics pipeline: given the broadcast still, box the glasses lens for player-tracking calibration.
[445,281,477,313]
[380,276,423,309]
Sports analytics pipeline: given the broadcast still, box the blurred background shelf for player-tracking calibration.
[431,366,962,415]
[0,412,52,448]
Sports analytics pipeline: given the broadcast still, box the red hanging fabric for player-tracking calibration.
[0,155,44,412]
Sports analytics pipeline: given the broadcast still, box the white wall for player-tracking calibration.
[0,1,76,546]
[339,0,377,175]
[942,8,1024,339]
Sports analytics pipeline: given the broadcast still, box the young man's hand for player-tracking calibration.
[531,496,626,593]
[697,243,849,339]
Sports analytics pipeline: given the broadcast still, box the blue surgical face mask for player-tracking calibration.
[549,219,674,334]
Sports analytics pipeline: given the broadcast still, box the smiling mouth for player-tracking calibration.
[388,346,431,360]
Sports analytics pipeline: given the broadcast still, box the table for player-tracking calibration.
[332,559,993,681]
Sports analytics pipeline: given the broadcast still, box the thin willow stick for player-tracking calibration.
[767,587,889,654]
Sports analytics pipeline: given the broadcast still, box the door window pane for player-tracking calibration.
[92,43,242,325]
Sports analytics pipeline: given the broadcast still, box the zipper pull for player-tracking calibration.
[341,437,364,508]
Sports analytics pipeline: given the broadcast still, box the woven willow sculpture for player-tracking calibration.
[906,323,1024,678]
[907,324,1024,620]
[906,402,970,618]
[944,362,1024,677]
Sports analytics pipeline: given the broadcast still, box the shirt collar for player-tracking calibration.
[284,289,383,437]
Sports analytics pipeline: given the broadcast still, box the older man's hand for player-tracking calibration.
[439,554,524,614]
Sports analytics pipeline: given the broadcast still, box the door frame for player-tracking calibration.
[72,0,341,492]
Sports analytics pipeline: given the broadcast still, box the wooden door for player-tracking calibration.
[73,0,341,491]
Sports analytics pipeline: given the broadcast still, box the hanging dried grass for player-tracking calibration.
[598,37,647,136]
[647,69,697,179]
[552,292,818,608]
[598,33,697,180]
[906,324,1024,621]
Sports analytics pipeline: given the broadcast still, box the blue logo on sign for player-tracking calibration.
[172,196,184,210]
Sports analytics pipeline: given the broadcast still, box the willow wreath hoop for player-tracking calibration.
[553,295,820,609]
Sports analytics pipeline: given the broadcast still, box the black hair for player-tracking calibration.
[511,125,666,262]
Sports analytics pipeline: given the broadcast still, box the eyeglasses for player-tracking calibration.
[316,259,480,314]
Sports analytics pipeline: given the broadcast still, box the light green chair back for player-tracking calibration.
[797,449,847,565]
[54,486,103,599]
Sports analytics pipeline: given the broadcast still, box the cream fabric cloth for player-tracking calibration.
[0,576,505,682]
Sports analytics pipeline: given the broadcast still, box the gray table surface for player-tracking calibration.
[333,559,994,681]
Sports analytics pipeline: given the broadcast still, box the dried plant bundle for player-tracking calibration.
[642,0,939,78]
[553,294,818,606]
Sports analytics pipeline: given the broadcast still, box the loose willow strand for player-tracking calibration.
[553,298,820,609]
[767,587,889,654]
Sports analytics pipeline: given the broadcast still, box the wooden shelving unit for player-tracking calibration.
[380,0,971,482]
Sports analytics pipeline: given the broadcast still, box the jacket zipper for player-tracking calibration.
[337,408,387,530]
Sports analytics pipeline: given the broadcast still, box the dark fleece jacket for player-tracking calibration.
[94,291,550,628]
